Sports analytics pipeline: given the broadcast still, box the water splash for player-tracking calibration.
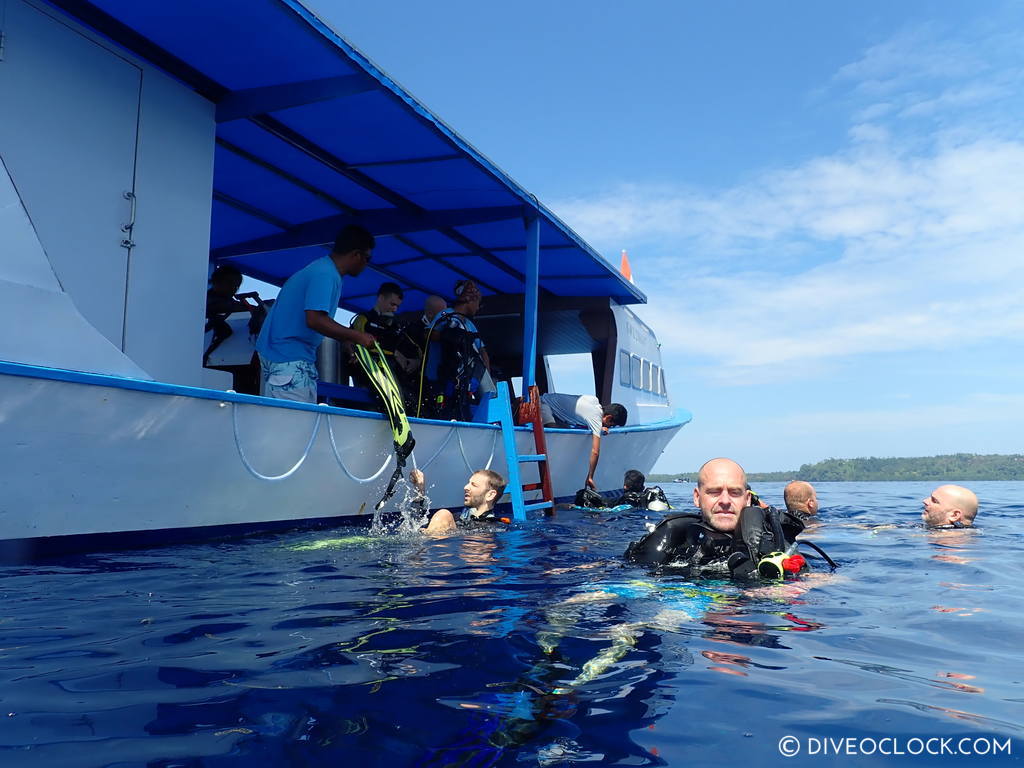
[369,478,430,537]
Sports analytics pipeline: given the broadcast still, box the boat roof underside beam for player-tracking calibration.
[211,205,527,260]
[215,75,376,123]
[47,0,646,310]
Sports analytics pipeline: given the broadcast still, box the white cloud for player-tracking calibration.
[551,21,1024,385]
[554,138,1024,382]
[834,28,986,96]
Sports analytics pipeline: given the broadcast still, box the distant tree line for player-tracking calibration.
[651,454,1024,483]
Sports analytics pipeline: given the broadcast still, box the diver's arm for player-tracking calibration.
[585,432,601,489]
[306,310,375,347]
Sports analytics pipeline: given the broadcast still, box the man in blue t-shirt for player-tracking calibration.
[255,225,377,402]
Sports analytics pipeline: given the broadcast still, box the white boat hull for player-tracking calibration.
[0,364,685,553]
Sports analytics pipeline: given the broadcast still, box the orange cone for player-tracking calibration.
[620,249,634,283]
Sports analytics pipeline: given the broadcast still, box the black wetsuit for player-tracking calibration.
[624,506,806,578]
[574,486,669,509]
[613,486,669,509]
[419,503,507,529]
[456,507,507,527]
[349,308,392,347]
[434,311,488,421]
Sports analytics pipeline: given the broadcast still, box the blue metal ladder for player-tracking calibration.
[495,381,553,520]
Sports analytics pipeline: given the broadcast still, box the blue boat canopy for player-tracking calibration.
[50,0,645,312]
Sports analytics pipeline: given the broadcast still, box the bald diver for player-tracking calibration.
[624,458,836,578]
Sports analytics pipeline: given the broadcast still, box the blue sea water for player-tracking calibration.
[1,481,1022,767]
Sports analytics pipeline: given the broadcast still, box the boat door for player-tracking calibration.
[0,0,141,350]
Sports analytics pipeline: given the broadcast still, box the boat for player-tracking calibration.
[0,0,691,559]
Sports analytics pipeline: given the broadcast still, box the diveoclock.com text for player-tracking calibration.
[777,735,1012,758]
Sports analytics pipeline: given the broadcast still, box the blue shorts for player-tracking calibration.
[259,357,318,403]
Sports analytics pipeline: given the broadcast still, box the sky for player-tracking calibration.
[307,0,1024,473]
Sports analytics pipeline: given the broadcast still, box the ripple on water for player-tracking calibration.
[1,482,1023,766]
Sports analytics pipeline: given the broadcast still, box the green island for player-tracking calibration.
[652,453,1024,483]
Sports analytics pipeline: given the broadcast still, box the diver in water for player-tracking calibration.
[410,467,510,534]
[575,469,670,511]
[616,469,670,510]
[624,458,835,578]
[784,480,820,521]
[922,484,979,528]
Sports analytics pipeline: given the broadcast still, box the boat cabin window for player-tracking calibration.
[642,360,652,391]
[660,368,667,397]
[619,350,631,386]
[630,355,642,389]
[652,364,661,394]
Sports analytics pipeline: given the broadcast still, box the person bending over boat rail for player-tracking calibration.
[255,225,376,402]
[410,468,509,534]
[539,393,627,490]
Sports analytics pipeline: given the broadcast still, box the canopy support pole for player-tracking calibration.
[522,213,540,388]
[515,212,555,512]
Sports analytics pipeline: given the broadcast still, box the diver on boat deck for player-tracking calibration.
[624,458,834,579]
[432,280,493,421]
[421,294,448,326]
[784,480,820,521]
[413,294,448,360]
[540,393,627,491]
[922,484,979,528]
[350,281,404,355]
[203,264,265,393]
[349,281,421,390]
[407,294,449,417]
[410,468,509,534]
[255,225,376,403]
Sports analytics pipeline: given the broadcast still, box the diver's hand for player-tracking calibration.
[352,331,376,348]
[410,469,426,494]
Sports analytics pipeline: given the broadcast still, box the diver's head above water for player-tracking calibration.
[464,469,506,512]
[784,480,819,518]
[922,484,978,528]
[693,458,750,533]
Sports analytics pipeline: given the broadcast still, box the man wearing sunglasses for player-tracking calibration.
[256,225,377,402]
